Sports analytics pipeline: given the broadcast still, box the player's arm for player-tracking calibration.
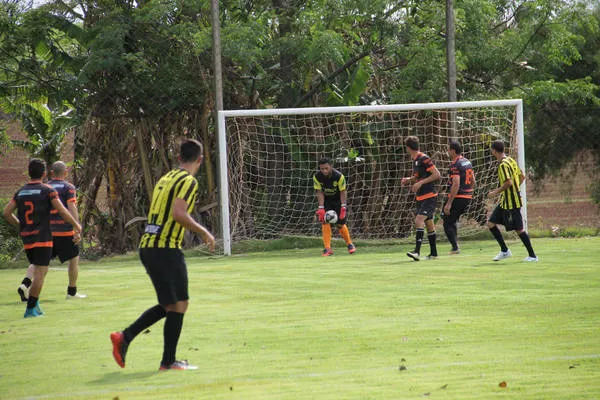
[412,165,441,192]
[172,198,215,252]
[51,197,82,234]
[445,175,460,213]
[67,200,81,243]
[401,175,416,186]
[2,200,19,229]
[316,190,325,207]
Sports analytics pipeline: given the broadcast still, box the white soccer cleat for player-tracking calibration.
[18,284,29,302]
[406,251,420,261]
[66,292,88,300]
[523,256,539,262]
[492,249,512,261]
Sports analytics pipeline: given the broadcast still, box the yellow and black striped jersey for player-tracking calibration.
[498,156,522,210]
[139,169,198,249]
[313,168,346,203]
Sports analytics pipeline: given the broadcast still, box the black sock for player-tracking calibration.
[428,231,438,256]
[22,277,32,288]
[518,232,536,257]
[489,226,508,252]
[27,296,38,309]
[415,228,424,254]
[123,305,167,343]
[161,312,185,366]
[67,286,77,296]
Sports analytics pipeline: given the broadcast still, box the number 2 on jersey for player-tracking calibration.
[24,201,35,224]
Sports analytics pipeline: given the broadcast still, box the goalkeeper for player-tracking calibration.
[313,157,356,256]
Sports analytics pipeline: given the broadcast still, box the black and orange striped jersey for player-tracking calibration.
[48,179,77,237]
[412,152,438,201]
[313,168,347,203]
[139,168,199,249]
[448,155,475,199]
[11,181,58,249]
[497,156,523,210]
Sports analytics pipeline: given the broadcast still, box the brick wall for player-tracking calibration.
[0,116,75,199]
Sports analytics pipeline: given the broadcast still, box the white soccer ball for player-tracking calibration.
[325,209,338,224]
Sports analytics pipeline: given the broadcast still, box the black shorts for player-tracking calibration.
[51,236,80,263]
[442,197,471,225]
[489,205,524,231]
[139,248,189,305]
[416,197,437,221]
[324,199,347,225]
[26,247,52,266]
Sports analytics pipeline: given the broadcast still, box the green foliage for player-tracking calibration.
[0,198,22,263]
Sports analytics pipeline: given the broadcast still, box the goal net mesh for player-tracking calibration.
[224,105,518,243]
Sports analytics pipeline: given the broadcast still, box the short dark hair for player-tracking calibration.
[491,140,505,153]
[180,139,203,163]
[449,140,462,155]
[404,136,419,151]
[28,158,46,179]
[318,157,332,166]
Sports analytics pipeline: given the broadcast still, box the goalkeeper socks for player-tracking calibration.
[518,232,536,257]
[162,312,185,366]
[22,277,32,288]
[489,226,508,252]
[415,228,424,254]
[338,225,352,245]
[428,231,438,257]
[124,304,167,343]
[322,223,332,249]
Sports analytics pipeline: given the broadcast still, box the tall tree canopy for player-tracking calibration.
[1,0,598,252]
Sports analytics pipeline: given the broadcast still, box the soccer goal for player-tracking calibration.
[218,100,526,256]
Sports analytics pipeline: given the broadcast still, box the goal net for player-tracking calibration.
[218,100,525,255]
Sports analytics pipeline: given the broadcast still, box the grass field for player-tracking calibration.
[1,237,599,399]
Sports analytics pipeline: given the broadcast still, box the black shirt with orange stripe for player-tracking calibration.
[11,181,58,250]
[447,155,475,199]
[412,152,438,201]
[48,179,77,237]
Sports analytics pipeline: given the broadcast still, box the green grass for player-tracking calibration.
[1,237,599,399]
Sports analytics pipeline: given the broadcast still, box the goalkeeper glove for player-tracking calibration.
[316,207,325,223]
[339,204,347,220]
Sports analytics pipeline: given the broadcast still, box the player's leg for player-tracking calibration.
[321,223,333,256]
[321,201,335,256]
[488,205,511,261]
[159,250,196,370]
[407,212,426,261]
[58,236,86,299]
[17,264,35,302]
[443,198,469,254]
[335,207,355,253]
[111,248,168,368]
[511,209,537,261]
[23,247,51,317]
[425,218,438,259]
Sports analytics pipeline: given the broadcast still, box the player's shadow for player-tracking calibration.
[89,370,159,385]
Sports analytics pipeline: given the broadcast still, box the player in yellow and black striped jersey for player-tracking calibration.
[313,157,356,256]
[111,139,215,372]
[487,140,538,262]
[139,168,199,249]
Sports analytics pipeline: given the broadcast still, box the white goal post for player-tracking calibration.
[218,99,526,256]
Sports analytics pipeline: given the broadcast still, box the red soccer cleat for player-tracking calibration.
[322,248,334,257]
[347,244,356,254]
[110,331,129,368]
